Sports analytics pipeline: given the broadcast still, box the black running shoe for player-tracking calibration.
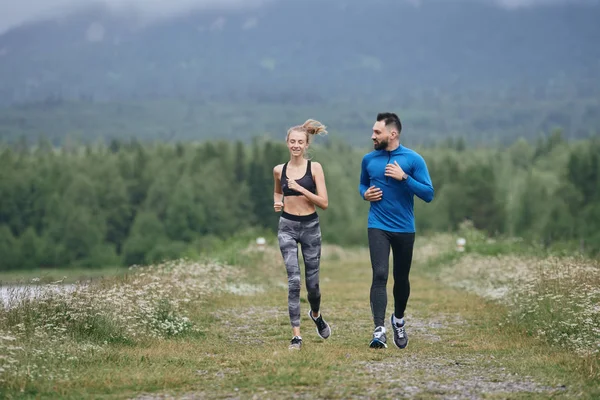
[289,336,302,350]
[308,310,331,339]
[390,315,408,349]
[369,326,387,349]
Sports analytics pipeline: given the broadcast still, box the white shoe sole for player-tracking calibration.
[369,339,388,349]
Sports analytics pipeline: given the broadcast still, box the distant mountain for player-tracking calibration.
[0,0,599,145]
[0,0,598,103]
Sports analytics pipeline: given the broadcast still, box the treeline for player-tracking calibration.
[421,132,600,249]
[0,132,599,270]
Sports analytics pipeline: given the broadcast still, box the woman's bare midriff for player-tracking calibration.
[283,195,316,216]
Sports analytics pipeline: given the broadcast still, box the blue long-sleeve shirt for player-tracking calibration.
[359,145,434,233]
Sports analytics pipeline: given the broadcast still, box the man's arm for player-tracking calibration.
[359,156,370,199]
[405,155,434,203]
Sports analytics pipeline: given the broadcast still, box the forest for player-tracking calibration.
[1,130,598,271]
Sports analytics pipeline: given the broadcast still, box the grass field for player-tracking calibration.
[1,233,598,399]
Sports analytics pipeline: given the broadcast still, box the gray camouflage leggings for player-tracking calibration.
[277,212,322,327]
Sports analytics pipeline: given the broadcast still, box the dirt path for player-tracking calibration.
[133,244,582,399]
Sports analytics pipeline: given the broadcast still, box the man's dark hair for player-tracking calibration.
[377,112,402,134]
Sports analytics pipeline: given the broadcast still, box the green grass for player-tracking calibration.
[1,238,598,399]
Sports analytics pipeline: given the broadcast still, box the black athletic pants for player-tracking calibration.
[368,228,415,328]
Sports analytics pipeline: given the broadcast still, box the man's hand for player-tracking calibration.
[274,201,284,212]
[364,185,383,202]
[385,161,407,181]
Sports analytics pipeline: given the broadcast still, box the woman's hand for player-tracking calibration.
[287,179,304,194]
[274,201,284,212]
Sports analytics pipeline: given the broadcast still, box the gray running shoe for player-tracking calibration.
[390,315,408,349]
[289,336,302,350]
[308,310,331,339]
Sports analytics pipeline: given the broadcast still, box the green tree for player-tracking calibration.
[18,227,43,269]
[94,163,133,253]
[122,211,167,266]
[164,176,206,242]
[233,140,246,183]
[0,225,20,271]
[460,163,505,234]
[62,208,107,266]
[145,169,179,220]
[541,199,575,244]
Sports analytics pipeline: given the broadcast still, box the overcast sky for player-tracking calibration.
[0,0,592,34]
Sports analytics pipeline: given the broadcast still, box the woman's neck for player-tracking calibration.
[288,155,306,166]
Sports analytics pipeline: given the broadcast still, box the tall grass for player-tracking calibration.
[0,257,243,386]
[426,226,600,379]
[439,253,600,356]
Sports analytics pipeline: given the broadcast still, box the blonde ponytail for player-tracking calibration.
[286,119,328,145]
[302,119,328,138]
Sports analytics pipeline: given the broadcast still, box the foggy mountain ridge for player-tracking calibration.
[0,0,599,104]
[0,0,599,146]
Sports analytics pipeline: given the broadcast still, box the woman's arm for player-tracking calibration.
[288,161,329,210]
[273,165,284,212]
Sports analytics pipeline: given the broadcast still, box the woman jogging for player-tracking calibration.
[273,119,331,350]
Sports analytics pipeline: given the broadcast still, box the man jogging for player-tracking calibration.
[359,112,434,349]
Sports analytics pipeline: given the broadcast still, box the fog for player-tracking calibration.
[0,0,595,34]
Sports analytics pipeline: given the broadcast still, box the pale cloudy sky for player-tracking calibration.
[0,0,591,34]
[0,0,269,34]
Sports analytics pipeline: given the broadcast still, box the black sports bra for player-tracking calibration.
[281,161,317,197]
